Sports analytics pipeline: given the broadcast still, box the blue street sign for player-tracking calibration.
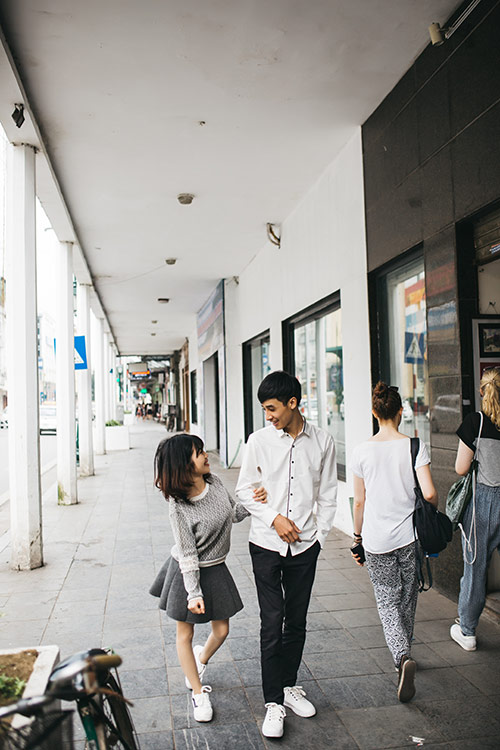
[74,335,88,370]
[404,332,424,364]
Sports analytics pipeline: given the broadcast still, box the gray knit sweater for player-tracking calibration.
[169,474,249,602]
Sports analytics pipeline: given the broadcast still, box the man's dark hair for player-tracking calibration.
[257,370,301,406]
[154,433,212,502]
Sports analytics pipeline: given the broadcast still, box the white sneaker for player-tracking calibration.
[185,644,207,689]
[262,702,286,738]
[283,685,317,717]
[192,685,213,722]
[450,623,476,651]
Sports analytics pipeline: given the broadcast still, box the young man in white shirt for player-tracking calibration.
[236,371,337,738]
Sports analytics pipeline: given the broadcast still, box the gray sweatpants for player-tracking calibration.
[365,541,418,668]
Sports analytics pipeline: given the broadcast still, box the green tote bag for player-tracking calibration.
[445,412,483,530]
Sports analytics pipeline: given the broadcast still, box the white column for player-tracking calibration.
[104,333,111,422]
[6,144,43,569]
[94,317,106,454]
[76,283,94,476]
[56,241,77,505]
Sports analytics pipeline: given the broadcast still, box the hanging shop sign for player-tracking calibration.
[74,335,88,370]
[197,280,224,361]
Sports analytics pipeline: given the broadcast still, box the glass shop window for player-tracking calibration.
[284,294,345,480]
[380,257,429,447]
[243,331,271,440]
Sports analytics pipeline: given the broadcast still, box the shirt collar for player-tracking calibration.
[279,416,310,439]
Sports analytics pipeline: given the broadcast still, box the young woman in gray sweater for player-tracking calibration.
[150,433,266,722]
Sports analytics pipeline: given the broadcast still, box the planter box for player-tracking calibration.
[0,645,60,738]
[105,424,130,451]
[123,413,134,426]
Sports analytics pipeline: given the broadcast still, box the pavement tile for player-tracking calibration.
[119,667,169,699]
[455,660,500,694]
[415,695,500,741]
[303,628,357,653]
[337,704,445,749]
[136,731,175,749]
[303,649,382,679]
[170,687,252,729]
[173,722,265,750]
[318,673,400,709]
[333,608,382,628]
[390,666,481,702]
[129,695,172,733]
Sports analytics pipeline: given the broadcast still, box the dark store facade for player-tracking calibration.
[363,0,500,605]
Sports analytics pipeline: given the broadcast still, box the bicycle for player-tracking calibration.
[0,648,140,749]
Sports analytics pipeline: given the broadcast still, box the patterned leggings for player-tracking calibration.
[365,542,418,668]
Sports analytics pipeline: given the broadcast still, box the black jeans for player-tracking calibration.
[249,540,320,705]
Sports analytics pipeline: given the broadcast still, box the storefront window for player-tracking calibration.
[291,304,345,478]
[243,332,271,439]
[383,258,429,447]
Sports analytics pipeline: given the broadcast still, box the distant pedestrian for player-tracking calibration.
[350,382,438,703]
[150,434,266,723]
[450,367,500,651]
[236,371,337,739]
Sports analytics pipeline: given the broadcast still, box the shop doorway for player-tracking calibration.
[203,352,220,451]
[242,331,270,440]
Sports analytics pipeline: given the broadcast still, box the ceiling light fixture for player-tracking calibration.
[165,258,177,265]
[177,193,194,205]
[157,298,170,304]
[11,103,25,128]
[151,332,156,336]
[429,0,482,46]
[151,320,158,324]
[266,223,281,248]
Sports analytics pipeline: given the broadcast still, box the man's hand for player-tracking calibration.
[188,597,205,614]
[252,486,267,503]
[272,514,302,543]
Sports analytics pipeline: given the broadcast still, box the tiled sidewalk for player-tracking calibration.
[0,422,499,749]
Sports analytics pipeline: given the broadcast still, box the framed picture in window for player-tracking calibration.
[478,322,500,357]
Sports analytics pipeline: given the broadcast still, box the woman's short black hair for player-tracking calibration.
[154,433,212,502]
[257,370,301,406]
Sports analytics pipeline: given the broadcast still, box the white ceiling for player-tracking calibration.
[0,0,459,355]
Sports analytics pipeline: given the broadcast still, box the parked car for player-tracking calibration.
[0,408,7,429]
[430,394,461,433]
[39,403,57,434]
[402,399,414,422]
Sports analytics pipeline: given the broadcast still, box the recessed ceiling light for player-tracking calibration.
[165,258,177,265]
[177,193,194,205]
[157,298,170,304]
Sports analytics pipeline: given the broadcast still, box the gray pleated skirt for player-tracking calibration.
[149,556,243,623]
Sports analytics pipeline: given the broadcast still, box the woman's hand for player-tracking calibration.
[253,486,267,503]
[188,597,205,614]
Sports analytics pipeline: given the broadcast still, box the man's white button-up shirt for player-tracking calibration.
[235,419,337,556]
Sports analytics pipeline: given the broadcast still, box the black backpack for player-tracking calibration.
[411,437,453,589]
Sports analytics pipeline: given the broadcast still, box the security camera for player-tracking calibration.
[429,22,445,46]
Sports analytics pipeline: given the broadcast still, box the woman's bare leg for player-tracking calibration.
[199,619,230,664]
[176,621,202,693]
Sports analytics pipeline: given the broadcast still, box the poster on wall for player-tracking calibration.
[472,318,500,409]
[218,346,227,467]
[197,280,224,361]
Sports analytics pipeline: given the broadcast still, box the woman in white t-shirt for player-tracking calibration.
[350,382,438,703]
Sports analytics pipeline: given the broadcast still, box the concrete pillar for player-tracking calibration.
[76,283,94,476]
[103,333,111,422]
[56,241,77,505]
[6,143,43,569]
[94,317,106,454]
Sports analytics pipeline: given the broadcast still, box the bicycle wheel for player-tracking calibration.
[89,673,140,750]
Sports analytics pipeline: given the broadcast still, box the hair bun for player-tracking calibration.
[373,381,389,399]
